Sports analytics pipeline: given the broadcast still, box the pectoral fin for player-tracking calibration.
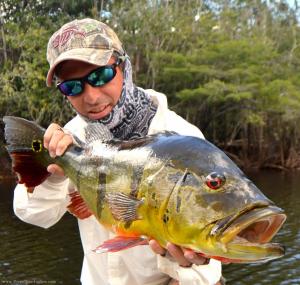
[106,192,144,222]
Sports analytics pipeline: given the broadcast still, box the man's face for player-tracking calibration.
[57,57,123,120]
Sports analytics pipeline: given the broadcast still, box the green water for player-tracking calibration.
[0,170,299,284]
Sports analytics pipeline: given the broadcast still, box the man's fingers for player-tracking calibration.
[168,279,179,285]
[43,123,73,158]
[182,248,210,265]
[166,243,192,267]
[56,134,73,156]
[47,164,65,176]
[149,239,167,256]
[47,130,65,157]
[43,123,73,178]
[150,241,209,267]
[44,123,62,149]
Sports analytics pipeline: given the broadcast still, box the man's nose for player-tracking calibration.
[83,83,103,104]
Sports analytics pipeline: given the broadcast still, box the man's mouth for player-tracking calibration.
[88,104,111,119]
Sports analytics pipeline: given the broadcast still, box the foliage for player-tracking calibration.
[1,0,300,168]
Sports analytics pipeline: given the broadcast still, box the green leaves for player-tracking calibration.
[1,0,300,168]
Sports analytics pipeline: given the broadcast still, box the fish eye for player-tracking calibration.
[32,140,43,152]
[205,172,226,190]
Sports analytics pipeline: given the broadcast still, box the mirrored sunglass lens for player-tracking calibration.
[88,67,115,86]
[59,81,83,96]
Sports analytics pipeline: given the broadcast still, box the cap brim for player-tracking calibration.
[46,48,114,86]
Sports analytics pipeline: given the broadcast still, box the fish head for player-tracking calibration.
[162,136,286,263]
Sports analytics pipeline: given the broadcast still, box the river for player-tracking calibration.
[0,170,299,284]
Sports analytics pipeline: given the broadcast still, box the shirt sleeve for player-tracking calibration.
[13,175,70,229]
[166,110,205,139]
[157,255,222,285]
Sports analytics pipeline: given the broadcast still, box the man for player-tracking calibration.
[13,18,222,285]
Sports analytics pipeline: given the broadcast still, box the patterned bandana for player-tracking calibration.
[80,56,157,140]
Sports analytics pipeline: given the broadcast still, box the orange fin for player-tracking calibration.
[67,191,93,219]
[211,255,242,264]
[11,153,51,188]
[197,251,241,264]
[93,236,148,253]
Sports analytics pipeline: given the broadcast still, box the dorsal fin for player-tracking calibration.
[109,131,178,150]
[84,123,113,144]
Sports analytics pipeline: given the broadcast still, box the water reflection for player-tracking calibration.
[0,170,299,284]
[0,178,82,284]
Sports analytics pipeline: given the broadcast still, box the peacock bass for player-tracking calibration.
[3,116,286,263]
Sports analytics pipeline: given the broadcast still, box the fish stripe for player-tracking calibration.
[130,167,144,198]
[176,195,182,213]
[97,172,107,219]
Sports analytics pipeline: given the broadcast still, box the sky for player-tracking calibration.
[286,0,296,8]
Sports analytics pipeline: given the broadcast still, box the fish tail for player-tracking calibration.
[3,116,52,189]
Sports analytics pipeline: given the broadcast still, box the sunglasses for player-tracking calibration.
[56,58,123,97]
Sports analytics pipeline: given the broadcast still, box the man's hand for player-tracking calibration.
[43,123,73,176]
[149,240,209,267]
[150,240,224,285]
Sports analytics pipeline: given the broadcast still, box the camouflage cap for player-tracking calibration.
[46,18,124,86]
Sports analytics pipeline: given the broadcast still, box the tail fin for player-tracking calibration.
[3,116,52,189]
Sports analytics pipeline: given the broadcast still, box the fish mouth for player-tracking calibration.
[215,205,286,262]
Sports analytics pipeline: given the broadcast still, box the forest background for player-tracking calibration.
[1,0,300,171]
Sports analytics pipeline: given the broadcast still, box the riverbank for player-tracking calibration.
[219,140,300,171]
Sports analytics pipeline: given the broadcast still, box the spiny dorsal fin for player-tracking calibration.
[106,192,144,222]
[113,131,179,150]
[84,123,113,145]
